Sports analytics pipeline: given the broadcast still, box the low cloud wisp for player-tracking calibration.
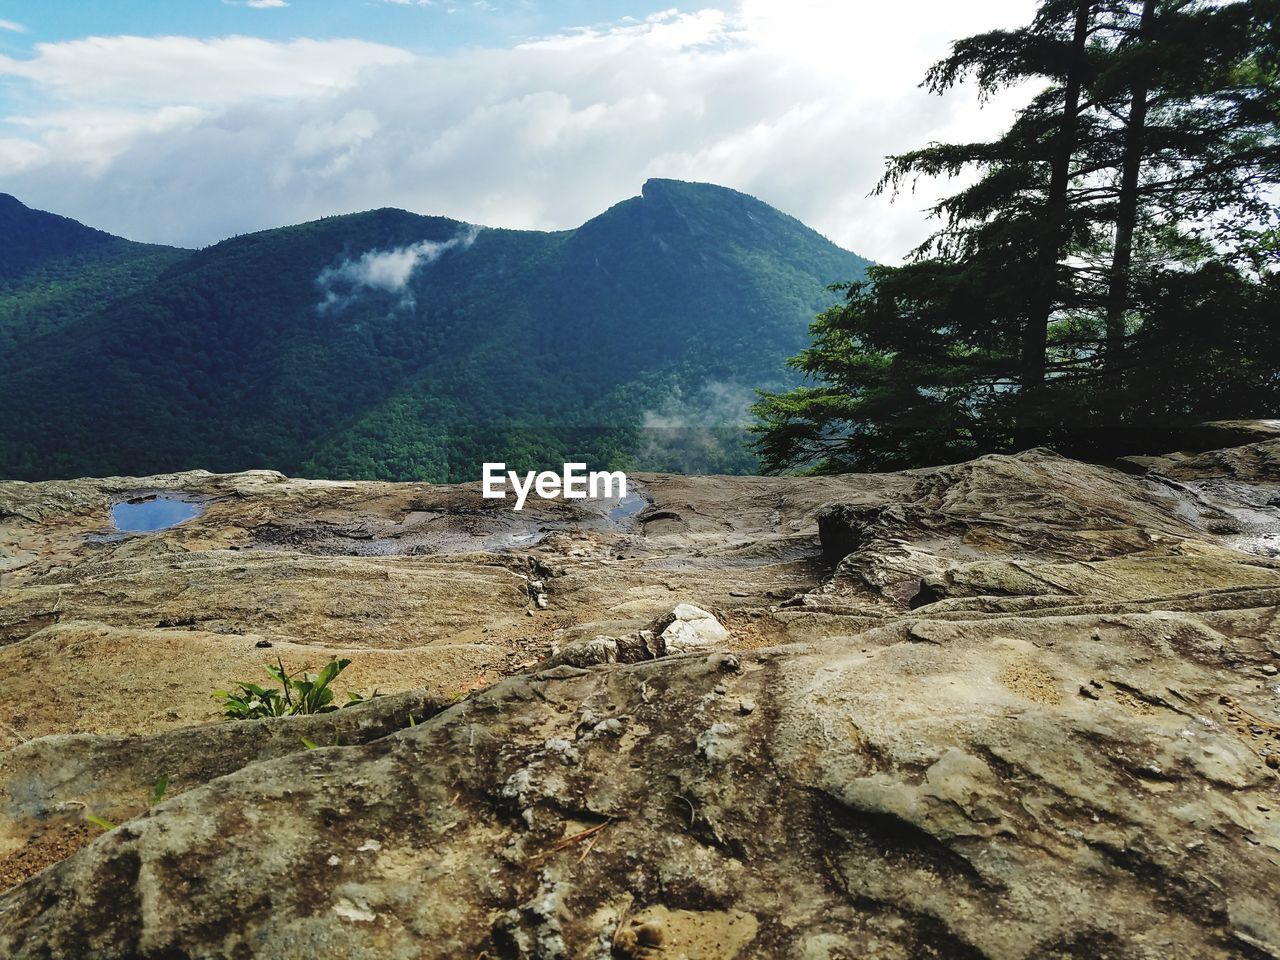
[637,380,761,472]
[317,225,481,312]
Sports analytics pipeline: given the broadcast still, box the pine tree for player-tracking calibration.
[753,0,1280,473]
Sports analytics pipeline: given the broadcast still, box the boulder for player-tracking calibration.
[652,604,729,654]
[544,636,618,669]
[615,628,665,663]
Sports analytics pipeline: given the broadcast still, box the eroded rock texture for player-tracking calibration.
[1,437,1279,958]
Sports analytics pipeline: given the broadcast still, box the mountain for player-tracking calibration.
[0,194,189,352]
[0,181,869,481]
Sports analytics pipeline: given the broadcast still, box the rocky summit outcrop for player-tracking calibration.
[1,432,1279,958]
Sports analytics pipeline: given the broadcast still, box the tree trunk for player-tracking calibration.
[1018,0,1092,445]
[1104,0,1156,367]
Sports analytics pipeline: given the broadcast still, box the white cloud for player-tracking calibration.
[2,105,205,175]
[317,226,481,310]
[0,19,24,33]
[247,0,289,7]
[0,137,43,173]
[0,36,410,104]
[0,2,1036,260]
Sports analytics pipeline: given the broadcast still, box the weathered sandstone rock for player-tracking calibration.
[653,603,730,654]
[0,429,1278,956]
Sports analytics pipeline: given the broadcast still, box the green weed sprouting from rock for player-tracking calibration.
[150,776,170,806]
[83,774,172,833]
[215,657,362,720]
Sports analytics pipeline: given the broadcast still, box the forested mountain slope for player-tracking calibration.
[0,194,188,352]
[0,180,868,481]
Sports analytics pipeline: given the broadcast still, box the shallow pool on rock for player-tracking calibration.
[609,484,648,522]
[111,495,204,533]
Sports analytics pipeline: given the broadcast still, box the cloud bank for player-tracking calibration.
[0,1,1035,262]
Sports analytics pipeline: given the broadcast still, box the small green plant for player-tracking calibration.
[83,774,171,833]
[150,776,170,806]
[299,731,350,750]
[215,657,354,720]
[345,687,380,707]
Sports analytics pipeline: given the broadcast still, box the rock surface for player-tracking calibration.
[654,603,730,654]
[1,433,1279,957]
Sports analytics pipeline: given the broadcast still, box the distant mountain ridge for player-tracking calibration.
[0,194,189,351]
[0,181,870,481]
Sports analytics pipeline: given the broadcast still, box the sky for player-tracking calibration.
[0,0,1036,261]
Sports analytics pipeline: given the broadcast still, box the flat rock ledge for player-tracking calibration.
[0,432,1278,958]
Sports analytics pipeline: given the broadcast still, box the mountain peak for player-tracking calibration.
[0,194,125,280]
[0,195,192,291]
[570,179,860,265]
[641,177,747,198]
[637,178,770,216]
[641,177,706,195]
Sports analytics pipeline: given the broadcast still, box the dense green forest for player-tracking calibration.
[0,194,189,351]
[754,0,1280,472]
[0,181,868,481]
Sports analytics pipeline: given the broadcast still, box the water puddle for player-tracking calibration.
[608,483,649,523]
[111,494,205,533]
